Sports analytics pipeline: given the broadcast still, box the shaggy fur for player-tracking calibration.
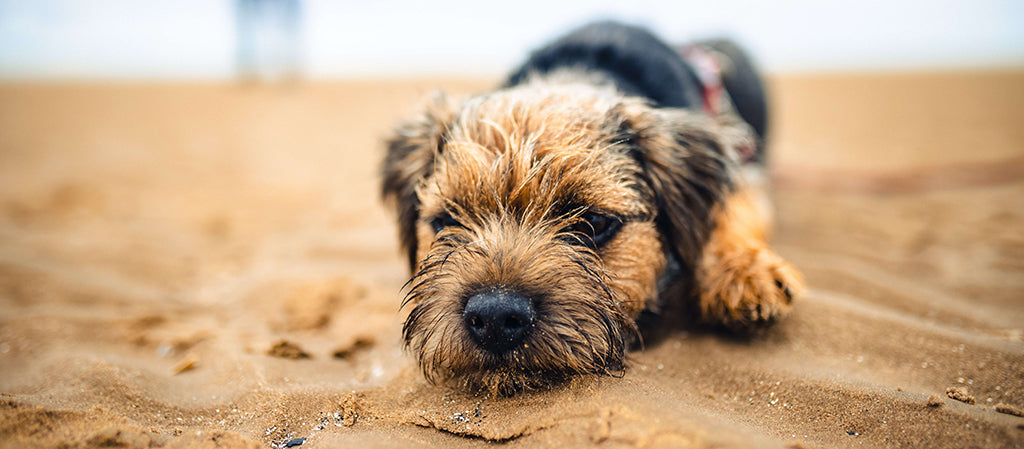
[382,24,802,395]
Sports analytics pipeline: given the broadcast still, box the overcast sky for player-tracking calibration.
[1,0,1022,80]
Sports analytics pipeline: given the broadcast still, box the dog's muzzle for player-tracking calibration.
[462,287,535,354]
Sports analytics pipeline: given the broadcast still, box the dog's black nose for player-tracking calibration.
[463,288,535,354]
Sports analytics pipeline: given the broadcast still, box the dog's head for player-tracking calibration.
[382,77,747,394]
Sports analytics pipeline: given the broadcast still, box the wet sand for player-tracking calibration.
[1,71,1023,448]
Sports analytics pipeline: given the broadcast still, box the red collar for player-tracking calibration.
[680,44,757,163]
[682,45,726,116]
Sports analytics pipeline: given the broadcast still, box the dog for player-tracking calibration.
[381,22,803,395]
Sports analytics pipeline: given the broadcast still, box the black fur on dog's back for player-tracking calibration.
[504,21,704,111]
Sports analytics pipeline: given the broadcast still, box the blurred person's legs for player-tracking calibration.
[236,0,258,82]
[278,0,301,82]
[235,0,302,83]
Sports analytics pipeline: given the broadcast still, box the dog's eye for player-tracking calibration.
[430,212,461,234]
[564,212,622,247]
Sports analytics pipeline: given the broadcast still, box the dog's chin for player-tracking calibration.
[426,349,626,397]
[451,365,579,397]
[405,316,630,397]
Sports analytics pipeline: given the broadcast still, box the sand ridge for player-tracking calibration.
[0,72,1023,448]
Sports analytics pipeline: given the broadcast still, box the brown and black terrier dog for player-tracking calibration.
[382,22,802,395]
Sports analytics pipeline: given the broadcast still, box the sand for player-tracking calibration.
[1,70,1022,448]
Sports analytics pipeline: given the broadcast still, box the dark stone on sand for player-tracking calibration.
[267,340,311,359]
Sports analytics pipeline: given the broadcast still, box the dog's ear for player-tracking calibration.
[616,103,753,271]
[382,92,457,271]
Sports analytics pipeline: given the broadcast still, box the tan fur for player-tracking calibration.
[382,74,801,395]
[697,188,804,329]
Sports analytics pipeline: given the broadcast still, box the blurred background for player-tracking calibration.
[1,0,1022,81]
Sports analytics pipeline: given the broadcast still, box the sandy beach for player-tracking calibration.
[1,70,1022,448]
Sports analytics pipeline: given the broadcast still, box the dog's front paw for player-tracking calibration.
[697,246,803,331]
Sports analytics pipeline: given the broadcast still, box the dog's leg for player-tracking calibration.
[696,185,803,330]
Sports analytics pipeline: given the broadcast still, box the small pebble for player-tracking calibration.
[946,386,976,404]
[284,437,306,447]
